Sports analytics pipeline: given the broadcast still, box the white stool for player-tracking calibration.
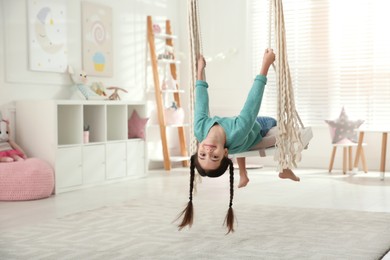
[328,143,367,174]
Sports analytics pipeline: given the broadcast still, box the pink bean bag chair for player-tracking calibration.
[0,158,54,201]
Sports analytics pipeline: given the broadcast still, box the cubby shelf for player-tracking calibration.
[16,100,146,194]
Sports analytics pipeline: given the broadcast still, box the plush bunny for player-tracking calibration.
[0,113,27,163]
[68,66,105,100]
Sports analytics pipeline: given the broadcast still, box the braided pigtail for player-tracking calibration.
[223,158,235,234]
[176,155,196,230]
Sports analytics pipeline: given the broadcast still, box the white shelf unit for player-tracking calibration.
[16,100,146,194]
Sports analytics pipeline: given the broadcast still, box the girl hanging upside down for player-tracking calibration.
[176,49,299,234]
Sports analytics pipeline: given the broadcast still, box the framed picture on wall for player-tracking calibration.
[27,0,67,73]
[82,2,113,77]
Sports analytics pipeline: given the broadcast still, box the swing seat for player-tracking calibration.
[231,127,313,158]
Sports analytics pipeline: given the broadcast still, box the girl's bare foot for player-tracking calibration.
[279,169,300,182]
[238,171,250,188]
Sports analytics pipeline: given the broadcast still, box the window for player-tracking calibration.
[250,0,390,127]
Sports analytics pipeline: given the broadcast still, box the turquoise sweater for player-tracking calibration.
[194,75,267,154]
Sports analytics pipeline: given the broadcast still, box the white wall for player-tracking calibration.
[0,0,387,172]
[195,0,252,117]
[0,0,183,169]
[0,0,182,107]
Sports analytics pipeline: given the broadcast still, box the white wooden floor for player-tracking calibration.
[1,167,390,259]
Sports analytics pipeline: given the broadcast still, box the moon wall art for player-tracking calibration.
[28,0,67,73]
[82,2,113,77]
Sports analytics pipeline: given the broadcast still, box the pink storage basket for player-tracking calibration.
[0,158,54,201]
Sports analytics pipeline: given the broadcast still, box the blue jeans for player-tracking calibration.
[256,116,277,137]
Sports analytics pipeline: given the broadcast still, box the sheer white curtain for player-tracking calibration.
[250,0,390,127]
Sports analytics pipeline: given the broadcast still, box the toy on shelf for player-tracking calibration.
[0,113,27,163]
[68,66,106,100]
[164,101,185,125]
[161,63,177,91]
[107,87,128,100]
[158,45,175,60]
[90,82,107,98]
[83,125,90,144]
[153,24,161,34]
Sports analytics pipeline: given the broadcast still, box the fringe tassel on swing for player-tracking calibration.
[271,0,304,172]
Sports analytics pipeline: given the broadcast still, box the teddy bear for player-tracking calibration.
[67,66,106,100]
[0,113,27,163]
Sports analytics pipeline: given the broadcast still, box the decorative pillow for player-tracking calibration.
[128,110,149,139]
[325,107,364,144]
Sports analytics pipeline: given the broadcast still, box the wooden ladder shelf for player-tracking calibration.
[146,16,189,170]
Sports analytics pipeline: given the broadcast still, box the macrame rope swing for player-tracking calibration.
[187,0,305,171]
[270,0,305,171]
[188,0,203,156]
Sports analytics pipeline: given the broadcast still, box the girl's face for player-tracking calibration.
[197,142,228,170]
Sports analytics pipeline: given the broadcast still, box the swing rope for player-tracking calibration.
[187,0,304,171]
[270,0,304,171]
[188,0,203,156]
[188,0,208,191]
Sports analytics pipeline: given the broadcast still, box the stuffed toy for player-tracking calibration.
[0,113,27,163]
[106,86,128,100]
[164,101,184,125]
[153,24,161,34]
[90,82,107,97]
[68,66,106,100]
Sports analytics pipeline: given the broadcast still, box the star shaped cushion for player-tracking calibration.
[128,110,149,139]
[325,107,364,144]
